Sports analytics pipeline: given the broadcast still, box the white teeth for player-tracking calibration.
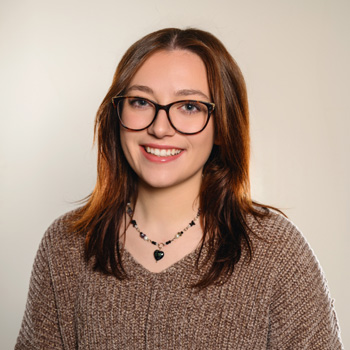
[145,147,182,157]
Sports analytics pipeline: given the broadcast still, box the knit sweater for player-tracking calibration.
[16,210,343,349]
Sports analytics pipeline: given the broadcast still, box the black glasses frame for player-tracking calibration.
[111,96,215,135]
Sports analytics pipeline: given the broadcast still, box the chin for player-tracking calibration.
[139,170,202,191]
[141,178,180,190]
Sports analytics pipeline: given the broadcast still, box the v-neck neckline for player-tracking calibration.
[121,241,208,277]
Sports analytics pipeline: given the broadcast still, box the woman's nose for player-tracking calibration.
[147,109,176,138]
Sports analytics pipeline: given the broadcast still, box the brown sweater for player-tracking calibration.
[16,210,343,349]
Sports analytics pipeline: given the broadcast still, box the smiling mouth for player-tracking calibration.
[144,146,182,157]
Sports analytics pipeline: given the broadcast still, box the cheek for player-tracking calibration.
[193,125,215,162]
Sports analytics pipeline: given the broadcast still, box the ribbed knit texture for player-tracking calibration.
[15,210,343,349]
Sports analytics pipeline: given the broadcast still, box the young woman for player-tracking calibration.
[16,28,343,349]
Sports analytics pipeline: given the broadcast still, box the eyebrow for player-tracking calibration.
[126,85,153,94]
[175,89,210,101]
[126,85,210,101]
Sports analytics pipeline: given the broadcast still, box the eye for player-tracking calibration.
[128,98,152,109]
[178,101,203,114]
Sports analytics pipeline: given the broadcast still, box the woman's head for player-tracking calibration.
[95,28,251,207]
[118,49,215,191]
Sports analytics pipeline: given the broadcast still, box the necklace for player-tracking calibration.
[126,203,200,262]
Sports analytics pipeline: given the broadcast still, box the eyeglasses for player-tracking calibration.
[111,96,215,135]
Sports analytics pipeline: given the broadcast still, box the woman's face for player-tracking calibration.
[120,49,215,191]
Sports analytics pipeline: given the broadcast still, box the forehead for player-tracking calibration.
[128,49,209,99]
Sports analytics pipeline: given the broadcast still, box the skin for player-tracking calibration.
[120,49,215,272]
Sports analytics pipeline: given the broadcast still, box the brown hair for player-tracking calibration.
[71,28,270,288]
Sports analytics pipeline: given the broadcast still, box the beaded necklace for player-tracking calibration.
[126,203,200,262]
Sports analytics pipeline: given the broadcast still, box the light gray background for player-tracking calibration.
[1,0,349,348]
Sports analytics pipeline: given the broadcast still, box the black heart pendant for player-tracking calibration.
[154,250,164,262]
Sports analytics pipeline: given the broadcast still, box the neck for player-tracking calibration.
[133,179,201,229]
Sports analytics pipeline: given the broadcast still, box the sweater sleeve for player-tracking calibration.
[267,223,343,349]
[15,233,64,349]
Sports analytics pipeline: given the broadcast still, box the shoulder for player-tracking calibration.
[247,209,313,266]
[38,209,86,272]
[42,208,84,246]
[247,208,302,242]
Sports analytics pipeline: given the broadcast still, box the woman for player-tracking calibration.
[16,28,343,349]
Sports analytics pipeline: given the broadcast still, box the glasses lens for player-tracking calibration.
[169,101,209,134]
[117,97,155,130]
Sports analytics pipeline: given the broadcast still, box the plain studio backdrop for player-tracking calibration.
[1,0,349,348]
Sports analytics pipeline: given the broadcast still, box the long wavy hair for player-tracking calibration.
[70,28,269,288]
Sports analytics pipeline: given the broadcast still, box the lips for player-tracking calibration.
[140,144,184,163]
[144,146,182,157]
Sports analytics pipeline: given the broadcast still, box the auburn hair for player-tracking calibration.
[70,28,270,288]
